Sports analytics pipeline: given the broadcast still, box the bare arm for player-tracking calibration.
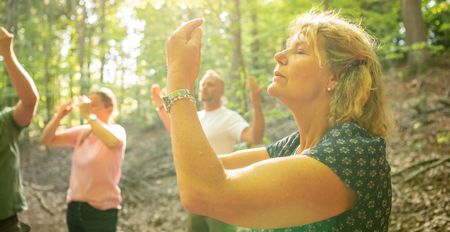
[165,19,356,228]
[40,101,77,147]
[79,101,124,149]
[151,84,171,132]
[0,27,39,127]
[240,76,265,146]
[219,147,269,169]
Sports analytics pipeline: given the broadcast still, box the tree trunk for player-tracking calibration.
[43,2,54,122]
[230,0,245,111]
[400,0,429,73]
[323,0,329,11]
[99,0,106,83]
[6,0,18,34]
[77,3,87,96]
[250,4,259,71]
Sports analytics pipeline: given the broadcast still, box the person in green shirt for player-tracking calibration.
[162,10,392,232]
[0,27,39,232]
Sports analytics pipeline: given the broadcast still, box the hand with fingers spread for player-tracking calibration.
[166,18,204,92]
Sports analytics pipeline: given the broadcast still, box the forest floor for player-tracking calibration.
[17,59,450,232]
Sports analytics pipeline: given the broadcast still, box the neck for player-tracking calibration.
[291,101,330,153]
[203,101,222,112]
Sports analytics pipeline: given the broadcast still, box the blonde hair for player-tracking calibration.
[289,11,390,137]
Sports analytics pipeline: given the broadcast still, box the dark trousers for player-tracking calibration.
[0,214,30,232]
[67,201,118,232]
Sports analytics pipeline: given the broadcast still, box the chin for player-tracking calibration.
[267,83,279,97]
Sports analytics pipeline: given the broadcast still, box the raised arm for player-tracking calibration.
[240,75,265,146]
[78,100,124,149]
[151,84,171,132]
[165,19,356,228]
[40,101,77,147]
[0,27,39,127]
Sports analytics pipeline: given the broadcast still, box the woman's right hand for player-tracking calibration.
[166,18,204,92]
[57,100,73,118]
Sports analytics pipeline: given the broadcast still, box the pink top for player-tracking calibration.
[64,124,126,210]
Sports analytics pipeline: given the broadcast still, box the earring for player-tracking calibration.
[327,87,332,91]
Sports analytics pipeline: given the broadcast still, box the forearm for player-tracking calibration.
[88,120,123,148]
[3,50,39,107]
[250,101,265,145]
[169,98,227,190]
[40,114,63,145]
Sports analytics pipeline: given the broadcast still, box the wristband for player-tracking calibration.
[162,89,195,113]
[88,113,97,122]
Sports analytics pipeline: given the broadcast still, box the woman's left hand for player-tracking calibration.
[166,18,203,92]
[77,95,92,119]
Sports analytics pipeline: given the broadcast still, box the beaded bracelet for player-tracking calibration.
[162,89,195,113]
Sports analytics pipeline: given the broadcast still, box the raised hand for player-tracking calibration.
[57,100,74,118]
[0,27,13,57]
[166,18,204,92]
[247,75,263,104]
[151,84,164,107]
[77,96,92,119]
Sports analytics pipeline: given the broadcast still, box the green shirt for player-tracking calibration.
[252,122,391,232]
[0,107,27,220]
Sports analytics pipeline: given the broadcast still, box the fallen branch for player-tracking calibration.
[391,158,440,177]
[33,191,54,216]
[403,155,450,182]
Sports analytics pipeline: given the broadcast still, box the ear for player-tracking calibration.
[105,107,114,115]
[327,74,338,91]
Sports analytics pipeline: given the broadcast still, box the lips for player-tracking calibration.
[274,70,285,78]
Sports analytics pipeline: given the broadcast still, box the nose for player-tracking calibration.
[274,50,288,65]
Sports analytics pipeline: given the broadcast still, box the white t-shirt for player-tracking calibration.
[197,106,249,155]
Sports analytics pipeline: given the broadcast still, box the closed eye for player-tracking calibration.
[296,49,307,55]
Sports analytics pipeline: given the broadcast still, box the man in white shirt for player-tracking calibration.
[151,69,265,232]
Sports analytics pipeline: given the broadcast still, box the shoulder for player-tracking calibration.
[223,107,246,120]
[314,122,385,151]
[0,107,23,131]
[309,122,389,193]
[0,107,14,122]
[266,131,300,158]
[109,124,126,134]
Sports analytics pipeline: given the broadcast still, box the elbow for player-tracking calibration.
[23,94,39,113]
[179,190,204,215]
[105,139,123,149]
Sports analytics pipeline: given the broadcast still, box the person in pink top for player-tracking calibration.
[40,87,126,232]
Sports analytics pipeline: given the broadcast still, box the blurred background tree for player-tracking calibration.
[0,0,448,138]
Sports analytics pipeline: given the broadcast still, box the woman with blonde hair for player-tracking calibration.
[40,87,126,232]
[162,10,391,232]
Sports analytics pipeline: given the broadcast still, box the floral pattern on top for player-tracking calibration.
[252,122,391,232]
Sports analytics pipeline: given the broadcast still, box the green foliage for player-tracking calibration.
[1,0,449,138]
[423,0,450,48]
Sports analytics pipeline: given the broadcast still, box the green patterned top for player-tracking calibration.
[251,122,391,232]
